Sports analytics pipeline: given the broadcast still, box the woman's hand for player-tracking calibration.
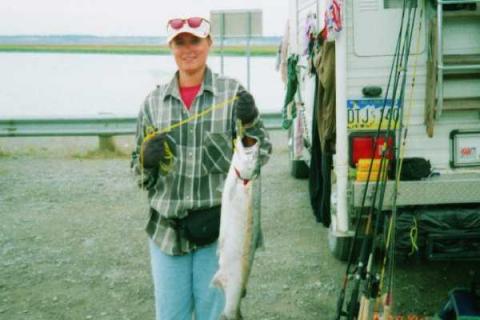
[142,133,175,170]
[235,91,259,125]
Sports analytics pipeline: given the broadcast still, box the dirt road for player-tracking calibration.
[0,131,476,319]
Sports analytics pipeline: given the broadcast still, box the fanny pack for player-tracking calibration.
[179,206,221,246]
[153,206,221,246]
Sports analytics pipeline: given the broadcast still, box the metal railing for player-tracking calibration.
[0,113,282,138]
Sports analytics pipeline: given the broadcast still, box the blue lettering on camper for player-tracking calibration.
[347,99,401,130]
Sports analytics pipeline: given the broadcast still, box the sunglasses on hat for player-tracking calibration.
[166,16,211,44]
[167,17,209,30]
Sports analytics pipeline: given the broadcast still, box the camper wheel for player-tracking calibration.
[288,128,309,179]
[291,159,309,179]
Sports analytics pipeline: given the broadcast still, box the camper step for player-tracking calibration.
[442,9,480,19]
[440,54,480,74]
[442,97,480,111]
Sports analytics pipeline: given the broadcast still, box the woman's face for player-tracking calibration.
[170,33,212,75]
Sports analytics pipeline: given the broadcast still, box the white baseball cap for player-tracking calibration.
[166,17,211,44]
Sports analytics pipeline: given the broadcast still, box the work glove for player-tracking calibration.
[235,90,259,125]
[141,133,176,174]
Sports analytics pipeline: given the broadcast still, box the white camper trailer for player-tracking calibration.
[283,0,480,260]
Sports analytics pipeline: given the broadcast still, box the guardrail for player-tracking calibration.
[0,113,282,137]
[0,117,137,137]
[0,113,282,149]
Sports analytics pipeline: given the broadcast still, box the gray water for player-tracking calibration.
[0,53,284,118]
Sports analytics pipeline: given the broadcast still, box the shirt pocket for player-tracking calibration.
[201,132,233,175]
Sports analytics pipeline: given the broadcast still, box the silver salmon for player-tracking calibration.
[212,137,263,320]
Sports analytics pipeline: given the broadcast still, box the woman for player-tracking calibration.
[131,16,272,320]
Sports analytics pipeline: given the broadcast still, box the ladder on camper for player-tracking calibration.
[435,0,480,119]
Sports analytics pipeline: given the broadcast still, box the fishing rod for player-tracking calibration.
[333,0,409,316]
[334,0,418,318]
[375,4,425,318]
[358,1,421,318]
[358,3,419,318]
[353,17,410,316]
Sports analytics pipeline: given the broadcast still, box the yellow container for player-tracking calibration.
[356,158,389,172]
[356,169,389,182]
[356,170,379,181]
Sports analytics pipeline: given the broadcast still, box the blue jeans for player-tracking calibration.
[149,240,225,320]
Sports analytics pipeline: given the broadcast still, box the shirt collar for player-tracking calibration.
[164,66,216,102]
[202,67,215,95]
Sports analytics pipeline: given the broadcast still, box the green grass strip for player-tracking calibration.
[0,44,277,56]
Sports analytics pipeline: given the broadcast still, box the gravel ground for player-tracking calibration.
[0,131,477,320]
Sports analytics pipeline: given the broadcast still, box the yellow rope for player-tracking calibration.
[158,95,238,135]
[409,217,419,256]
[139,95,239,181]
[159,141,175,175]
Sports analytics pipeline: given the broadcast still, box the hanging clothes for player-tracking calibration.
[314,40,336,152]
[278,21,290,85]
[309,39,336,227]
[281,55,299,129]
[303,13,317,56]
[309,76,333,227]
[321,0,343,41]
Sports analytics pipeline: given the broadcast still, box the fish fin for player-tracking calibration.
[211,270,226,289]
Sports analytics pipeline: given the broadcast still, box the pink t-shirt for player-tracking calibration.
[179,84,202,110]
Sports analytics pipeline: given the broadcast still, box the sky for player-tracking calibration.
[0,0,289,36]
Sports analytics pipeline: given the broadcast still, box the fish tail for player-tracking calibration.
[219,312,243,320]
[223,289,244,320]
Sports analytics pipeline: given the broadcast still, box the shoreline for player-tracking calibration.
[0,44,278,56]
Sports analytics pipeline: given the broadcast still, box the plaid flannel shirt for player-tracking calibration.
[131,67,272,255]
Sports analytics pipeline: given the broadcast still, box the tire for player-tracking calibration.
[291,159,309,179]
[288,128,309,179]
[328,226,353,262]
